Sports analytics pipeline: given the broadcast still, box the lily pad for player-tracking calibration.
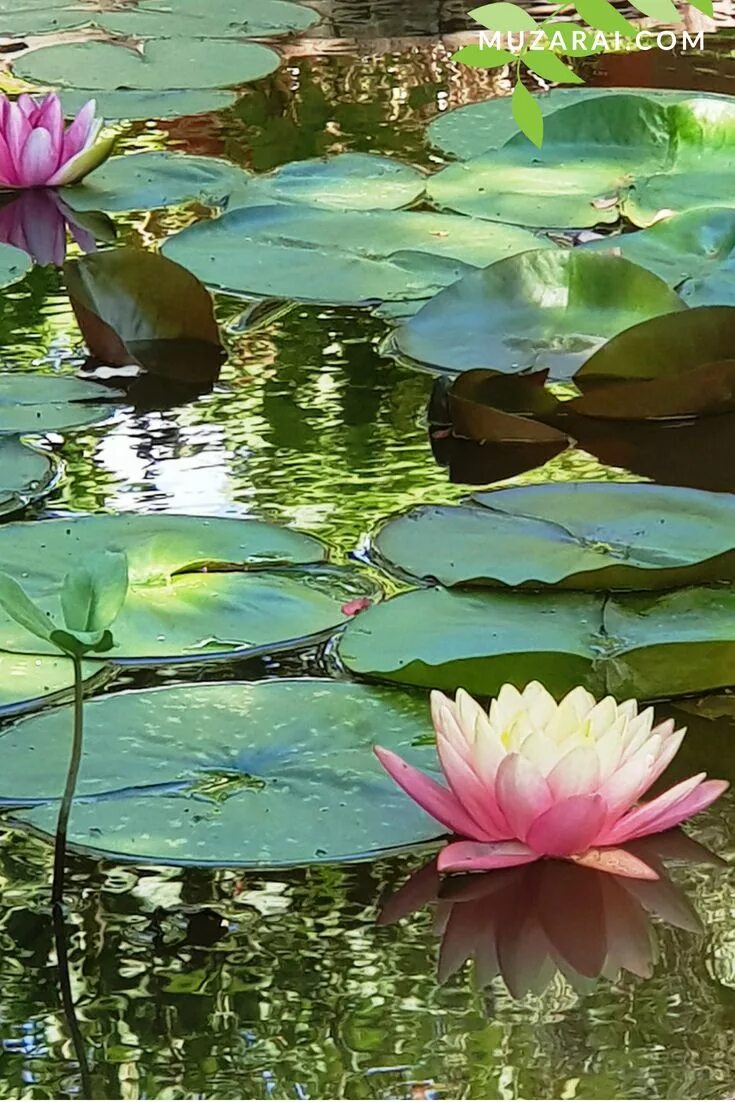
[389,250,684,379]
[337,584,735,700]
[0,654,108,718]
[370,482,735,590]
[15,38,280,91]
[427,95,735,230]
[227,153,426,212]
[62,152,251,213]
[0,514,378,663]
[1,0,318,38]
[162,204,552,306]
[427,87,735,160]
[0,438,58,518]
[2,679,442,866]
[0,374,124,434]
[582,207,735,290]
[59,89,238,121]
[0,241,32,289]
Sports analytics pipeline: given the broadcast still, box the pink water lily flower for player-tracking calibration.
[375,683,728,879]
[0,93,115,190]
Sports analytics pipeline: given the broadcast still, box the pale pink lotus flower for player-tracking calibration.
[375,682,728,879]
[0,93,115,190]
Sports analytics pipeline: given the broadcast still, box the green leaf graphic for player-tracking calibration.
[511,80,544,147]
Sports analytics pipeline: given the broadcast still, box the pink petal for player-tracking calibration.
[46,132,115,187]
[525,794,607,857]
[436,724,510,840]
[18,129,56,187]
[571,846,659,880]
[6,103,30,178]
[16,94,38,121]
[61,99,97,161]
[36,94,64,167]
[374,745,488,841]
[0,132,19,186]
[437,839,538,873]
[495,753,552,841]
[602,727,685,823]
[600,774,728,846]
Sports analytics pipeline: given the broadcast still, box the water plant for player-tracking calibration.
[376,683,728,877]
[0,93,115,189]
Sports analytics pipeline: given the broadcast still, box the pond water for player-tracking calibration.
[2,7,735,1099]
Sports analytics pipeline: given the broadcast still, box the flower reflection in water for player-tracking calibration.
[380,831,724,999]
[0,188,110,267]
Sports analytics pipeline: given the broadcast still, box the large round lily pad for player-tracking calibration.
[0,374,124,434]
[0,515,378,663]
[59,89,239,121]
[389,250,684,379]
[427,95,735,230]
[15,38,280,91]
[370,483,735,590]
[228,152,426,212]
[337,584,735,700]
[162,204,552,306]
[62,152,251,213]
[427,87,735,160]
[2,679,442,867]
[2,0,318,37]
[0,438,58,518]
[0,654,108,718]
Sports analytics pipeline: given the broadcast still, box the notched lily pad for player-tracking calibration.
[0,374,124,434]
[2,679,442,867]
[0,514,378,663]
[370,482,735,590]
[0,438,59,518]
[389,249,684,380]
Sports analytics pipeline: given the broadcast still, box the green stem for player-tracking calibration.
[51,654,84,909]
[52,904,94,1099]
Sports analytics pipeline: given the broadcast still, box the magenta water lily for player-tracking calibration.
[375,683,728,880]
[0,93,115,190]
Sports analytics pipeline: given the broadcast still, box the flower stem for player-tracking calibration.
[51,654,84,909]
[52,904,93,1098]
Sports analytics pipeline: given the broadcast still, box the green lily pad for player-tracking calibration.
[582,207,735,291]
[0,654,108,718]
[0,374,124,434]
[337,584,735,700]
[0,438,58,518]
[0,242,32,290]
[227,153,427,212]
[162,204,552,306]
[15,38,280,91]
[0,514,377,663]
[427,86,735,160]
[427,94,735,230]
[370,483,735,590]
[389,249,684,379]
[338,587,604,697]
[59,89,238,121]
[61,152,250,213]
[1,0,318,38]
[2,679,442,866]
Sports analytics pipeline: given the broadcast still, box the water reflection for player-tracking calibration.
[0,189,114,267]
[381,832,723,999]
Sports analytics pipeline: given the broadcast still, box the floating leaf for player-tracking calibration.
[571,360,735,420]
[338,584,735,699]
[59,89,238,121]
[427,87,734,160]
[0,654,109,719]
[0,515,378,663]
[389,250,684,380]
[427,94,735,229]
[62,152,251,213]
[0,438,58,519]
[438,370,567,444]
[2,679,443,866]
[15,38,280,91]
[0,241,32,289]
[162,204,552,306]
[370,482,735,590]
[0,374,123,434]
[64,247,223,381]
[1,0,318,38]
[226,153,427,212]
